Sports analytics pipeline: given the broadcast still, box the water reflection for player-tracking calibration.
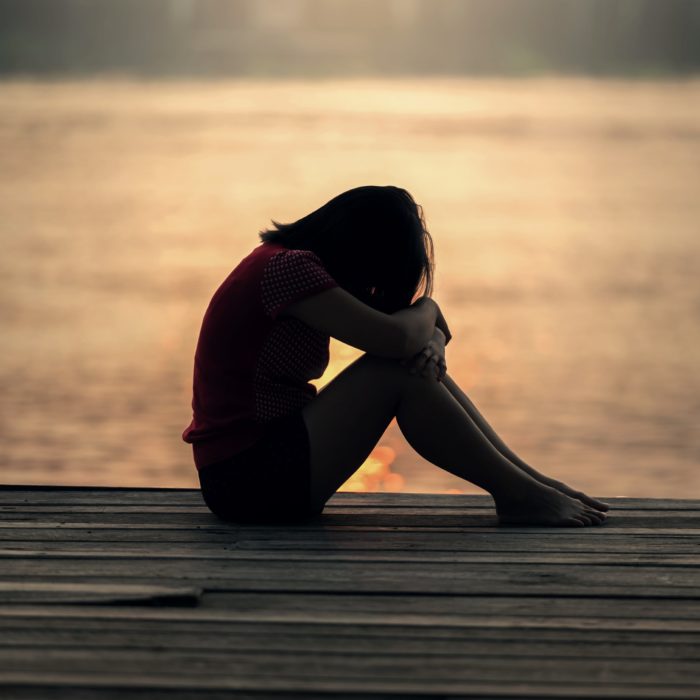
[1,78,698,496]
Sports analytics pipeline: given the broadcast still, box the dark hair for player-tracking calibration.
[258,185,434,314]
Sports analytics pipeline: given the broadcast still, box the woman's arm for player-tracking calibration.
[279,287,439,360]
[434,304,452,346]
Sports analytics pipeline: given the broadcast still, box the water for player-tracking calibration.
[1,77,698,496]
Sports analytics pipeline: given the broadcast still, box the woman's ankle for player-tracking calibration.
[489,471,547,508]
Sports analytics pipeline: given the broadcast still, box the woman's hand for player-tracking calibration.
[400,327,447,381]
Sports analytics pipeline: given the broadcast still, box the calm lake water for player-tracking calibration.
[1,78,699,497]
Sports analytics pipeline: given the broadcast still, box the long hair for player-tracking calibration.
[258,185,434,314]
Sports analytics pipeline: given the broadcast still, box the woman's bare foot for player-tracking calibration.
[534,476,610,513]
[495,482,608,527]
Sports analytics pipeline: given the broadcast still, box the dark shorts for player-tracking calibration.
[198,409,323,524]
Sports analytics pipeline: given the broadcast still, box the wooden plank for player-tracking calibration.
[3,602,700,632]
[332,495,699,511]
[1,645,700,685]
[1,530,698,558]
[1,525,699,544]
[2,557,700,596]
[2,520,699,541]
[1,636,697,662]
[2,632,698,661]
[0,689,395,700]
[0,582,201,606]
[1,537,699,556]
[1,649,699,689]
[1,488,698,511]
[1,506,699,532]
[0,622,698,660]
[1,503,698,517]
[2,546,700,567]
[0,486,193,495]
[1,512,699,530]
[0,688,433,700]
[0,574,695,599]
[0,506,212,514]
[3,597,700,626]
[2,615,698,643]
[1,671,699,700]
[0,501,698,518]
[201,591,700,621]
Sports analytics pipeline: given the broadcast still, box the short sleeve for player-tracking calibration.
[261,248,339,320]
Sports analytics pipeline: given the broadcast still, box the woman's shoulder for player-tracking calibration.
[258,243,330,275]
[221,241,333,302]
[258,245,338,321]
[230,241,289,277]
[252,239,287,260]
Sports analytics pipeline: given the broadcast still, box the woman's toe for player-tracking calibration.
[592,508,608,523]
[583,507,603,523]
[584,494,610,512]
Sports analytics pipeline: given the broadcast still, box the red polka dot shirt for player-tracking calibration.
[182,241,339,470]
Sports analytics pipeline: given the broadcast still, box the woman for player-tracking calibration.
[183,185,609,526]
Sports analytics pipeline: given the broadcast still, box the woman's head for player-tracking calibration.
[258,185,434,313]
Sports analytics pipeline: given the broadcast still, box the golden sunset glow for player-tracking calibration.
[342,447,401,493]
[1,78,698,496]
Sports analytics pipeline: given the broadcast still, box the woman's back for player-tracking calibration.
[182,241,339,470]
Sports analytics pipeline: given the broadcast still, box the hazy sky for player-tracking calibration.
[1,0,699,77]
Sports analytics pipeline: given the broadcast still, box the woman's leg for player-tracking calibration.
[301,353,605,526]
[440,374,609,512]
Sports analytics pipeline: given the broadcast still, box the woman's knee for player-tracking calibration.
[307,353,435,423]
[359,352,440,385]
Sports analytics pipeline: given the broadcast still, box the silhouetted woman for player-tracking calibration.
[183,185,609,525]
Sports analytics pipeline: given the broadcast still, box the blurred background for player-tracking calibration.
[1,0,699,496]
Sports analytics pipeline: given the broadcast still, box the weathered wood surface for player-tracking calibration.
[0,487,699,699]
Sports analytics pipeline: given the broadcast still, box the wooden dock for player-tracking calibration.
[0,486,699,699]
